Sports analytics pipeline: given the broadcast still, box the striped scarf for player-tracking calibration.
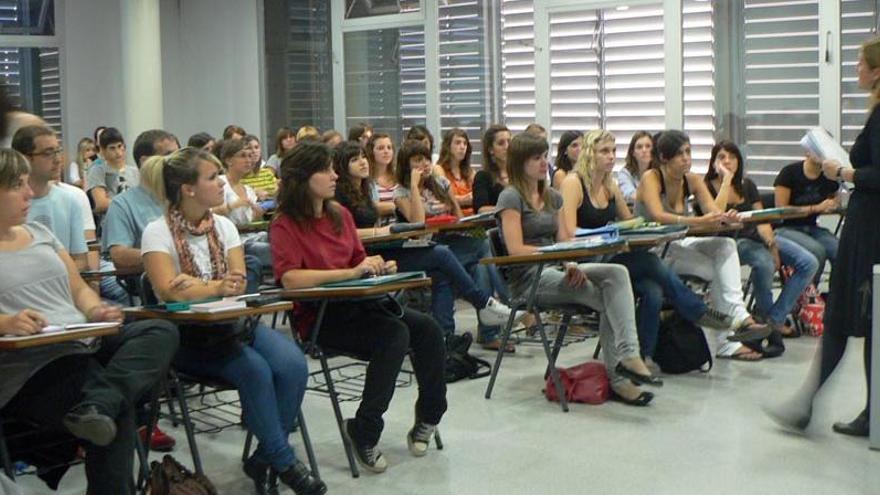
[166,207,227,281]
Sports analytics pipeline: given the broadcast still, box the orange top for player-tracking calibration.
[444,169,474,216]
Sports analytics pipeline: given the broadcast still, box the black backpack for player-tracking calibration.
[444,332,491,383]
[653,311,713,374]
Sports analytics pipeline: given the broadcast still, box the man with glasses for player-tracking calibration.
[87,127,140,215]
[11,125,88,271]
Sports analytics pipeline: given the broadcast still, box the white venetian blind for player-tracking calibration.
[841,0,878,148]
[500,0,714,169]
[741,0,819,191]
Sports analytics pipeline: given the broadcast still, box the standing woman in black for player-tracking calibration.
[769,36,880,436]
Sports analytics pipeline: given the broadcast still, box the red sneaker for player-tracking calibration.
[138,424,176,452]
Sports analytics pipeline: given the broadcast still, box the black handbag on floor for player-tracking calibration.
[444,332,491,383]
[653,311,713,374]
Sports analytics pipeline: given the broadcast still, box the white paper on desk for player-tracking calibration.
[41,322,118,333]
[800,127,852,168]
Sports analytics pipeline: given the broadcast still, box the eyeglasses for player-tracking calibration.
[31,148,64,158]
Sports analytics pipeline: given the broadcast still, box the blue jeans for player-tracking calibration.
[99,258,130,305]
[385,244,490,337]
[776,225,838,283]
[736,236,818,325]
[608,251,707,358]
[244,254,262,293]
[439,234,507,342]
[174,324,308,471]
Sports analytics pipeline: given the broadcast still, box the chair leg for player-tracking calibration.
[0,421,14,480]
[242,431,254,463]
[319,352,359,478]
[536,314,569,412]
[169,370,205,475]
[434,427,444,450]
[297,412,321,480]
[545,314,570,380]
[164,381,180,428]
[136,385,162,490]
[484,308,518,400]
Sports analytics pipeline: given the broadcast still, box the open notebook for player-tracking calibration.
[537,237,626,253]
[0,322,117,342]
[319,271,427,288]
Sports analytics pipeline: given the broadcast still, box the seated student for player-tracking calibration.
[550,130,582,190]
[560,129,736,362]
[0,148,178,495]
[432,128,475,215]
[187,132,215,152]
[240,135,277,200]
[141,147,323,494]
[86,127,140,216]
[366,133,399,222]
[773,152,841,282]
[523,123,548,141]
[267,127,297,175]
[618,131,654,205]
[272,141,447,474]
[321,129,344,148]
[473,124,512,213]
[498,133,660,404]
[394,139,512,350]
[223,124,246,141]
[634,130,770,361]
[702,142,818,343]
[348,122,373,148]
[405,124,436,163]
[12,125,88,271]
[132,129,179,169]
[332,141,519,340]
[296,126,320,143]
[214,139,272,274]
[66,137,96,188]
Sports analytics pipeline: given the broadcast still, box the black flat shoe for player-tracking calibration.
[62,405,117,447]
[277,461,327,495]
[615,363,663,387]
[832,410,869,437]
[611,390,654,407]
[243,455,270,495]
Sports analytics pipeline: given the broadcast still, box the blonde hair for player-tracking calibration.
[863,36,880,108]
[139,154,165,202]
[574,129,615,192]
[296,125,320,142]
[148,147,223,207]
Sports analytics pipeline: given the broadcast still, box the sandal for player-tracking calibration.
[718,347,763,361]
[481,339,516,353]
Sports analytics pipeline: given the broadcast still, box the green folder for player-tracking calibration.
[319,271,427,288]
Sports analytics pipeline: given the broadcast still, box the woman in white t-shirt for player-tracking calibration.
[214,139,271,277]
[141,148,324,494]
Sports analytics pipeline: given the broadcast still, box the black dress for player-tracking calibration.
[825,104,880,337]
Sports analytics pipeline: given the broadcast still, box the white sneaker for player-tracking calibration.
[478,297,525,327]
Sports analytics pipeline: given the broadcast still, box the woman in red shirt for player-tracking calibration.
[271,141,447,474]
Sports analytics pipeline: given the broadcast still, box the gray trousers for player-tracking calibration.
[532,263,640,386]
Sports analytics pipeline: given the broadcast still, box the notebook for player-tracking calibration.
[738,207,799,220]
[537,238,625,253]
[320,271,427,288]
[459,212,495,223]
[189,297,248,313]
[574,225,619,240]
[0,322,118,342]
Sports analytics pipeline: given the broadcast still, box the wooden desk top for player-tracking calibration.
[80,269,117,282]
[88,242,100,252]
[737,207,809,225]
[624,230,689,248]
[0,323,120,350]
[432,218,496,233]
[237,221,270,234]
[124,301,291,322]
[686,222,743,237]
[276,277,433,301]
[361,228,436,245]
[480,242,628,267]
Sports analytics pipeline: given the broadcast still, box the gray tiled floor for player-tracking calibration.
[16,305,880,495]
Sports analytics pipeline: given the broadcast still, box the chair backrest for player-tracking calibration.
[760,190,776,209]
[139,273,159,305]
[486,227,508,258]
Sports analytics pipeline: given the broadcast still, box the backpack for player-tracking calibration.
[147,455,218,495]
[653,310,713,374]
[782,266,824,337]
[543,361,610,405]
[444,333,491,383]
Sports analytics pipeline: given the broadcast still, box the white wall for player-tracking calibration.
[61,0,263,150]
[159,0,263,143]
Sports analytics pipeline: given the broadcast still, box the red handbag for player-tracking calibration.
[544,361,610,405]
[782,267,824,337]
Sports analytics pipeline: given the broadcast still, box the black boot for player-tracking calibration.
[243,455,270,495]
[832,409,869,437]
[277,461,327,495]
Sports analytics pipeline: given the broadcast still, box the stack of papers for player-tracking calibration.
[190,298,247,313]
[537,238,625,253]
[800,127,851,168]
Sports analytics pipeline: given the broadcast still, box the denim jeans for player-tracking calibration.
[776,225,838,283]
[438,234,507,341]
[608,251,708,358]
[98,258,130,305]
[385,244,490,337]
[736,236,818,325]
[244,254,262,294]
[174,323,308,471]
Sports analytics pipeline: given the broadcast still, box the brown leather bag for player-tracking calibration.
[147,455,218,495]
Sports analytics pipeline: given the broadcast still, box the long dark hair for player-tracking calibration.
[437,128,472,182]
[704,140,746,198]
[277,141,342,233]
[624,130,654,177]
[508,133,553,211]
[405,125,434,154]
[481,124,510,184]
[396,139,455,212]
[553,130,583,174]
[656,130,690,164]
[332,141,373,210]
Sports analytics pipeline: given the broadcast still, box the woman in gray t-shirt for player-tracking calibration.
[496,133,661,406]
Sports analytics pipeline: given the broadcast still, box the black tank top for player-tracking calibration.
[576,176,617,228]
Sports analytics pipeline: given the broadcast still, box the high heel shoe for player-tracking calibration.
[611,389,654,407]
[615,362,663,387]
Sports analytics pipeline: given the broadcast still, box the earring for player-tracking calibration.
[190,192,195,197]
